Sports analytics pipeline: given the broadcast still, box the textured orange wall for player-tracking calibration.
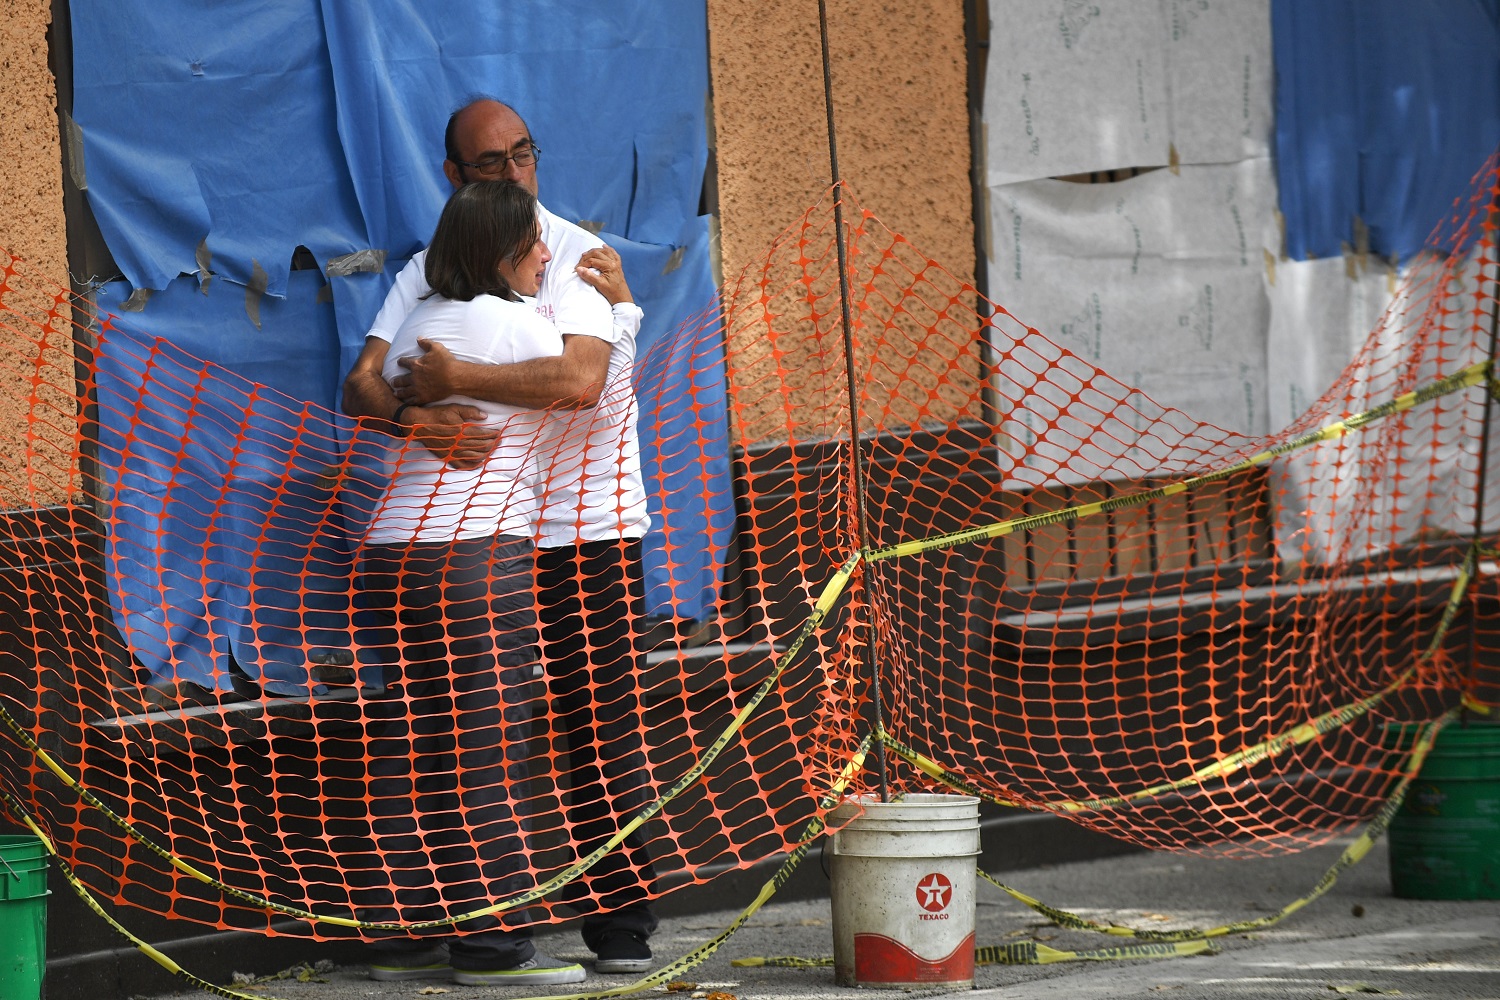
[707,0,977,442]
[0,0,65,280]
[0,0,72,508]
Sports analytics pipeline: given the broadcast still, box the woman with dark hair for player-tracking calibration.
[352,180,624,984]
[369,180,559,547]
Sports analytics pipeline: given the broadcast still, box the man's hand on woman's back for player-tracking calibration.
[392,338,459,406]
[402,402,500,471]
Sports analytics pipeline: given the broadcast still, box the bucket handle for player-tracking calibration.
[0,854,18,881]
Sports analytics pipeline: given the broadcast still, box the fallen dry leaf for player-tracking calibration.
[230,962,329,987]
[704,992,737,1000]
[417,987,450,995]
[666,982,698,993]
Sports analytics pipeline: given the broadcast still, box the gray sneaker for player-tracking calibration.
[451,951,587,986]
[368,944,451,981]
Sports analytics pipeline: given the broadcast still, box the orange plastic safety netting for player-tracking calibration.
[726,167,1499,854]
[0,160,1496,946]
[0,255,832,940]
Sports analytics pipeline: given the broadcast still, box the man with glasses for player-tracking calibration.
[342,97,658,985]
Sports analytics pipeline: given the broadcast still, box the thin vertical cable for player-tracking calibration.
[817,0,889,801]
[1465,197,1500,717]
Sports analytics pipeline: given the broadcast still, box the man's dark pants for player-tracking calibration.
[353,533,542,970]
[535,537,659,950]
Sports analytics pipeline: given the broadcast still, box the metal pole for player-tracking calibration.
[1464,195,1500,721]
[963,0,1001,432]
[817,0,889,802]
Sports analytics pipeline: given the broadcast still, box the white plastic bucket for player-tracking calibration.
[829,793,980,987]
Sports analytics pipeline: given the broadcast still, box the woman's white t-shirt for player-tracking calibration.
[365,293,562,545]
[364,206,650,545]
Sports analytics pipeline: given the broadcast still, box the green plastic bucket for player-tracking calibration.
[0,835,49,1000]
[1389,721,1500,899]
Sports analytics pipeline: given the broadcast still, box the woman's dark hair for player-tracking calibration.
[423,181,541,302]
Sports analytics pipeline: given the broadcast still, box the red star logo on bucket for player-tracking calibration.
[915,872,952,913]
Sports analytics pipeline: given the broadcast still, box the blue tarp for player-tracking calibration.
[71,1,370,299]
[1273,0,1500,261]
[95,271,374,693]
[73,2,729,690]
[620,217,735,615]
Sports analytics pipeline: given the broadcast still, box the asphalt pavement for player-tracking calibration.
[120,834,1500,1000]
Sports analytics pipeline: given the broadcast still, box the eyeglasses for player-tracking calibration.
[451,144,541,177]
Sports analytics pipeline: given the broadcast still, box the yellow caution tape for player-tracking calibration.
[1461,695,1494,716]
[734,710,1448,974]
[0,359,1487,958]
[981,709,1453,943]
[0,789,285,1000]
[513,739,871,1000]
[734,937,1214,970]
[975,938,1216,964]
[0,548,867,933]
[0,741,868,1000]
[880,538,1477,814]
[864,361,1489,565]
[732,956,832,968]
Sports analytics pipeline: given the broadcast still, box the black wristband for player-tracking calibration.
[391,402,412,427]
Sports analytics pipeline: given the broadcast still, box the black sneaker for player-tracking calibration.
[593,930,653,974]
[450,951,586,986]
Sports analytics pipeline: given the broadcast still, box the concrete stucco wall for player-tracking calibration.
[707,0,978,443]
[0,0,72,508]
[0,0,65,279]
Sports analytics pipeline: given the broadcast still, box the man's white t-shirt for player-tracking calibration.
[367,294,560,545]
[365,204,651,547]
